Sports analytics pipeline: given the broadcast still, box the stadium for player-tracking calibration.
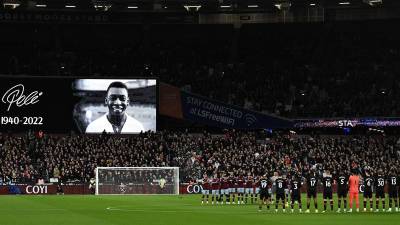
[0,0,400,225]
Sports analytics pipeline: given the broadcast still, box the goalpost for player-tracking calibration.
[95,167,180,195]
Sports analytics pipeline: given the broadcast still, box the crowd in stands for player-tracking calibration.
[0,130,399,184]
[1,19,400,185]
[1,21,400,118]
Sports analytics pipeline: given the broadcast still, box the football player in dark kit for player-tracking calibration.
[275,172,287,213]
[305,169,319,213]
[387,168,398,212]
[363,169,374,212]
[375,169,386,212]
[336,169,348,213]
[258,175,271,212]
[290,173,303,213]
[322,169,334,213]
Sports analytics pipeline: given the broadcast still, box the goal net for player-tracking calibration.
[95,167,179,195]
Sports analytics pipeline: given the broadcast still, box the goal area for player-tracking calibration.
[95,167,179,195]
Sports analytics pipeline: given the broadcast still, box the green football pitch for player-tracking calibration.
[1,194,399,225]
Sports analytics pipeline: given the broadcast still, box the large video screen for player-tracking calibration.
[0,77,157,134]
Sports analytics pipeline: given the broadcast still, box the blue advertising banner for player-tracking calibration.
[180,91,293,129]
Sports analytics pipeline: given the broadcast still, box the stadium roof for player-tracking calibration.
[2,0,400,12]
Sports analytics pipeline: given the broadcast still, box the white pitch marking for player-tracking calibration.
[105,206,260,214]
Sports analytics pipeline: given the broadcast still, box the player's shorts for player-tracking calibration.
[237,188,245,193]
[323,191,333,199]
[221,189,229,195]
[389,190,398,198]
[259,190,270,200]
[255,187,260,194]
[229,188,236,193]
[349,191,359,200]
[276,192,285,201]
[307,190,317,198]
[245,188,254,194]
[337,189,348,198]
[212,189,220,195]
[363,190,372,198]
[291,193,301,203]
[202,189,210,195]
[376,190,385,199]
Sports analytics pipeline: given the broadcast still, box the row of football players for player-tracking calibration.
[199,168,399,213]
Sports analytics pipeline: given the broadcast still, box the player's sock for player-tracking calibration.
[395,199,398,208]
[383,200,386,210]
[349,197,353,209]
[324,200,327,211]
[370,200,373,210]
[389,199,393,209]
[344,199,347,210]
[275,201,279,210]
[338,199,342,209]
[251,194,253,204]
[314,202,318,210]
[364,200,367,209]
[330,200,333,211]
[307,201,310,210]
[283,201,286,209]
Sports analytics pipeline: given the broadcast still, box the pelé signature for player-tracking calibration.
[1,84,43,111]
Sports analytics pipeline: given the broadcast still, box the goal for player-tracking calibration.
[95,167,179,195]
